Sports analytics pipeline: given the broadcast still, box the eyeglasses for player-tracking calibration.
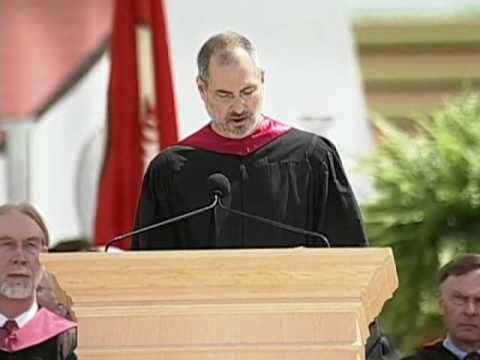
[213,86,258,104]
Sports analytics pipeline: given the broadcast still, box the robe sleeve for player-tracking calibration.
[131,153,179,250]
[59,327,77,360]
[312,137,368,247]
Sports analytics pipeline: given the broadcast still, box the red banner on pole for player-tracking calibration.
[94,0,178,249]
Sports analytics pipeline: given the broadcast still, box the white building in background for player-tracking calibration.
[11,0,478,245]
[345,0,480,17]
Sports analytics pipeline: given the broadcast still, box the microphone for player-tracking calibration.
[208,173,231,239]
[213,174,331,248]
[208,173,231,200]
[105,173,225,252]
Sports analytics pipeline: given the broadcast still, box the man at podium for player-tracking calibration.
[132,31,368,251]
[131,31,399,360]
[0,204,77,359]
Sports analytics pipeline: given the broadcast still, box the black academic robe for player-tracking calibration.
[402,341,460,360]
[0,327,77,360]
[132,126,399,360]
[132,128,368,250]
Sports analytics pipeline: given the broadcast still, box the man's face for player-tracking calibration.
[440,269,480,351]
[0,211,44,300]
[197,48,264,139]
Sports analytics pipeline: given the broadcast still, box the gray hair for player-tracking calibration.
[197,31,259,82]
[439,253,480,285]
[0,203,50,247]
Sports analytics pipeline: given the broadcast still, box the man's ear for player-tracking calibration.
[438,292,445,315]
[197,76,207,101]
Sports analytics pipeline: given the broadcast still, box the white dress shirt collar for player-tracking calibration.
[0,300,38,328]
[444,336,480,359]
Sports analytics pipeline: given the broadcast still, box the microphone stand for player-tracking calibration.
[217,199,330,248]
[105,195,220,252]
[106,192,330,251]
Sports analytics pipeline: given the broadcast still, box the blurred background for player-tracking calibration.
[350,2,480,353]
[350,0,480,124]
[0,0,479,355]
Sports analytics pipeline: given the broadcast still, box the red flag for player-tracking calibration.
[94,0,178,249]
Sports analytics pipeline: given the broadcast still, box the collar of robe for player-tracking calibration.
[180,116,292,156]
[0,308,77,352]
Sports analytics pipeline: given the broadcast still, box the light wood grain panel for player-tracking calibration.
[41,248,397,360]
[76,302,366,347]
[78,345,364,360]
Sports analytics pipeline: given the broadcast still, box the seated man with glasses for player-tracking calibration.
[403,254,480,360]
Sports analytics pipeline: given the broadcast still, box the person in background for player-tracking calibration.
[0,203,77,359]
[403,254,480,360]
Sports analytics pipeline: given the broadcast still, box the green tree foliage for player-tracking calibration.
[362,93,480,353]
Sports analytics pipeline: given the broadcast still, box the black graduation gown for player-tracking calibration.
[132,128,367,250]
[402,341,460,360]
[0,328,77,360]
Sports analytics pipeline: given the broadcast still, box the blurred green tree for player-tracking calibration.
[362,92,480,353]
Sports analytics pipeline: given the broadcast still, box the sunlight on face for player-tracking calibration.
[198,47,265,139]
[0,211,45,300]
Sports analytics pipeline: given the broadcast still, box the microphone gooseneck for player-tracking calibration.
[216,198,331,248]
[210,173,330,247]
[105,173,231,252]
[106,172,330,251]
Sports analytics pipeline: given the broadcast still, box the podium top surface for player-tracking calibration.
[42,247,398,322]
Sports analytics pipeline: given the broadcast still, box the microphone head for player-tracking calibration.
[207,173,231,199]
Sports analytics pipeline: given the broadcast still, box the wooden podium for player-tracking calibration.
[41,247,398,360]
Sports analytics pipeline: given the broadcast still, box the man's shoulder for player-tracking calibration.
[36,309,78,359]
[56,327,77,359]
[0,328,77,359]
[147,144,197,169]
[36,327,77,360]
[34,327,77,358]
[273,124,336,155]
[402,340,458,360]
[154,144,196,159]
[279,127,344,167]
